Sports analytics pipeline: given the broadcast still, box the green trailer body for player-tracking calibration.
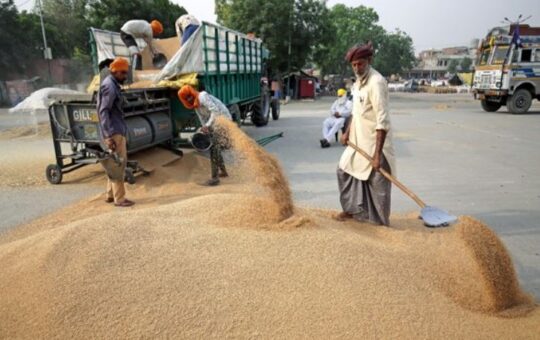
[88,22,274,137]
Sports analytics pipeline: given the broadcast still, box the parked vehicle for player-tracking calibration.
[472,24,540,114]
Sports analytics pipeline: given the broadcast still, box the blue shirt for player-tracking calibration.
[97,75,127,138]
[182,24,199,44]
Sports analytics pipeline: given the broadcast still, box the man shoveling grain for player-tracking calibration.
[335,42,396,226]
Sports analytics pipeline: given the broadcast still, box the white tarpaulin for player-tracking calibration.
[91,28,148,65]
[9,88,86,116]
[155,27,204,81]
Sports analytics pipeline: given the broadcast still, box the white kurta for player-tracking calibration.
[195,91,232,127]
[338,68,396,181]
[322,97,352,142]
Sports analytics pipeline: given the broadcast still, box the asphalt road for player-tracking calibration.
[1,93,539,298]
[244,93,540,298]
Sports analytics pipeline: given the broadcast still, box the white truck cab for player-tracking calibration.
[473,25,540,114]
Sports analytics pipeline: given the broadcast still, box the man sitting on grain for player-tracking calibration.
[335,42,396,226]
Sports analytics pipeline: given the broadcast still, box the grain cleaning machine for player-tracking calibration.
[46,89,180,184]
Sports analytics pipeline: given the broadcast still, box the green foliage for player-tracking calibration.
[315,4,415,77]
[447,59,459,74]
[372,29,416,77]
[0,0,65,75]
[314,4,384,76]
[460,57,472,72]
[216,0,331,73]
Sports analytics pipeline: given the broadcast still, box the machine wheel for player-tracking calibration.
[125,168,136,185]
[507,89,532,114]
[480,99,501,112]
[251,87,271,127]
[271,98,280,120]
[46,164,63,185]
[228,103,242,127]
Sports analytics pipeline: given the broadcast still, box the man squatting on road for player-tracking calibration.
[320,88,352,148]
[178,85,233,186]
[336,42,396,226]
[97,57,135,207]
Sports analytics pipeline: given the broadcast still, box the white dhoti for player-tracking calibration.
[322,116,345,142]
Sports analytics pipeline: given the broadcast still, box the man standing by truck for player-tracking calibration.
[120,19,163,70]
[178,85,232,186]
[335,42,396,226]
[97,57,135,207]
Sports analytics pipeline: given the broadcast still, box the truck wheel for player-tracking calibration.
[251,91,270,127]
[271,98,280,120]
[480,99,501,112]
[46,164,63,184]
[507,89,532,114]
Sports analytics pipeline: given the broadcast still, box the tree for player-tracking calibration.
[314,4,415,77]
[447,59,459,74]
[314,4,384,76]
[372,29,415,77]
[216,0,331,73]
[0,0,64,76]
[460,57,472,72]
[41,0,91,58]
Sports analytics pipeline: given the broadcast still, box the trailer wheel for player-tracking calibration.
[480,99,501,112]
[251,88,271,127]
[271,98,280,120]
[125,168,136,185]
[46,164,63,185]
[507,89,532,114]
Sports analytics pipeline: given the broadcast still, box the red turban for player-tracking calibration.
[345,42,374,62]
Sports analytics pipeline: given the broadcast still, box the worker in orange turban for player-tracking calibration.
[177,85,233,186]
[178,85,200,110]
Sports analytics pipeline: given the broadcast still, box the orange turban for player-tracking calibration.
[151,20,163,35]
[109,57,129,73]
[345,42,374,62]
[178,85,200,109]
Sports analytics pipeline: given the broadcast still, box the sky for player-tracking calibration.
[16,0,540,53]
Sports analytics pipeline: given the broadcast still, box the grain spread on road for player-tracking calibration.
[0,119,538,338]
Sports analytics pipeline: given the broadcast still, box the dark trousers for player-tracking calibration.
[210,135,226,179]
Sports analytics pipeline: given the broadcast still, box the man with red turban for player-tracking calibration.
[97,57,135,207]
[178,85,232,186]
[335,42,396,226]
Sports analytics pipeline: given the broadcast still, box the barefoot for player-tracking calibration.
[333,211,353,222]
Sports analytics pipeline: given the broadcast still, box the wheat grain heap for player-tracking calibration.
[0,118,538,338]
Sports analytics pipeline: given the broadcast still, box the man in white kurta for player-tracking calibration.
[320,88,352,148]
[336,43,396,226]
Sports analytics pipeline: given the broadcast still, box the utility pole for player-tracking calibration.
[286,0,294,101]
[37,0,53,83]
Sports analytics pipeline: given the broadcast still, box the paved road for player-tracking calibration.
[244,93,540,298]
[1,93,539,298]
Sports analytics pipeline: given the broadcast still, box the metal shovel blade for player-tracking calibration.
[100,153,124,182]
[420,206,457,228]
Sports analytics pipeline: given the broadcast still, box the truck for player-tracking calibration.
[472,24,540,114]
[45,22,279,184]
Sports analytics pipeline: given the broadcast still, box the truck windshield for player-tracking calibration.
[479,49,490,65]
[491,46,509,65]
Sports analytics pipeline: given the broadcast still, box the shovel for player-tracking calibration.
[100,151,125,181]
[347,141,457,228]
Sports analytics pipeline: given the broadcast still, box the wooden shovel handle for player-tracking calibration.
[347,141,426,208]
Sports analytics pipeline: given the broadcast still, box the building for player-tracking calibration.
[408,41,478,79]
